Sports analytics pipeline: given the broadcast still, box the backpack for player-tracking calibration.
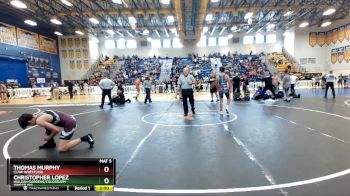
[276,91,284,99]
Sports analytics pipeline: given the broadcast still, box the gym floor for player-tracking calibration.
[0,89,350,196]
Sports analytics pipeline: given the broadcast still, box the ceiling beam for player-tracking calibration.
[173,0,184,44]
[57,8,173,17]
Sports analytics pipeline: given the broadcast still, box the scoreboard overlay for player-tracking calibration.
[7,158,115,191]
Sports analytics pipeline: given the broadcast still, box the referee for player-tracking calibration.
[99,74,115,109]
[178,67,196,117]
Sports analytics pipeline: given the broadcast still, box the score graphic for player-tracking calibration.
[7,158,115,191]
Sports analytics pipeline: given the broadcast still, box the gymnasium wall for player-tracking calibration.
[292,15,350,75]
[0,20,61,87]
[58,35,94,81]
[98,32,283,58]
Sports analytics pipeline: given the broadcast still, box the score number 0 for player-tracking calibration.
[103,166,110,184]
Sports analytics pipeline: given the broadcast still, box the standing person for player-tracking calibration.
[209,70,219,102]
[134,76,141,100]
[83,81,89,95]
[282,70,291,102]
[143,76,152,104]
[18,110,94,151]
[0,81,9,103]
[216,67,232,115]
[99,75,115,109]
[232,73,241,95]
[66,81,74,99]
[177,68,196,117]
[324,70,336,99]
[338,74,343,88]
[272,72,279,91]
[290,74,298,96]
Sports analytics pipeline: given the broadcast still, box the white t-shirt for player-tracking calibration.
[290,75,298,84]
[99,78,115,90]
[326,74,336,83]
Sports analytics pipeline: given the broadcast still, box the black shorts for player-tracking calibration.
[219,91,230,99]
[210,87,217,93]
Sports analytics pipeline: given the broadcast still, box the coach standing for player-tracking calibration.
[178,67,196,117]
[99,75,115,109]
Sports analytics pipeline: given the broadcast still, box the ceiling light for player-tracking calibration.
[107,29,115,35]
[50,18,62,25]
[230,26,237,31]
[75,30,84,35]
[143,29,149,35]
[203,26,209,33]
[244,12,253,19]
[321,21,332,27]
[61,0,73,7]
[299,22,309,28]
[91,37,99,43]
[228,34,234,39]
[284,11,293,17]
[54,31,63,36]
[112,0,123,4]
[267,23,275,29]
[10,1,27,9]
[167,15,175,23]
[89,17,99,24]
[205,14,213,21]
[24,20,37,26]
[128,16,137,24]
[248,18,253,25]
[147,37,153,42]
[211,0,219,2]
[323,8,336,16]
[161,0,170,5]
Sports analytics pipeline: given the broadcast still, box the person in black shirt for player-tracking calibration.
[232,73,241,94]
[110,90,131,105]
[262,72,276,98]
[65,81,74,99]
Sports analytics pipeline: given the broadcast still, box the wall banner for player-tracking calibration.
[331,48,337,64]
[326,31,332,45]
[16,28,39,50]
[76,60,82,69]
[337,47,344,63]
[345,45,350,63]
[61,38,66,48]
[68,38,73,47]
[309,32,317,47]
[75,38,80,47]
[317,32,325,47]
[338,26,345,42]
[39,35,57,54]
[346,24,350,41]
[332,28,338,44]
[0,22,17,45]
[83,60,89,69]
[69,60,75,70]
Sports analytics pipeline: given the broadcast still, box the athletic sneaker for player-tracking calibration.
[226,109,230,116]
[192,109,196,115]
[219,111,224,115]
[99,105,103,109]
[81,134,95,148]
[39,141,56,149]
[211,100,214,102]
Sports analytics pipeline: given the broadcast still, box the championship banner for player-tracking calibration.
[76,60,82,69]
[16,28,39,50]
[53,72,58,78]
[61,50,67,59]
[345,46,350,63]
[69,49,74,59]
[338,26,345,42]
[0,22,17,45]
[75,38,80,47]
[346,24,350,41]
[331,48,337,64]
[69,60,75,69]
[332,28,338,44]
[61,39,66,48]
[39,35,57,54]
[83,60,89,69]
[82,38,88,48]
[326,31,332,45]
[68,38,73,47]
[317,32,325,47]
[337,47,344,63]
[83,49,89,59]
[75,49,81,59]
[309,32,317,47]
